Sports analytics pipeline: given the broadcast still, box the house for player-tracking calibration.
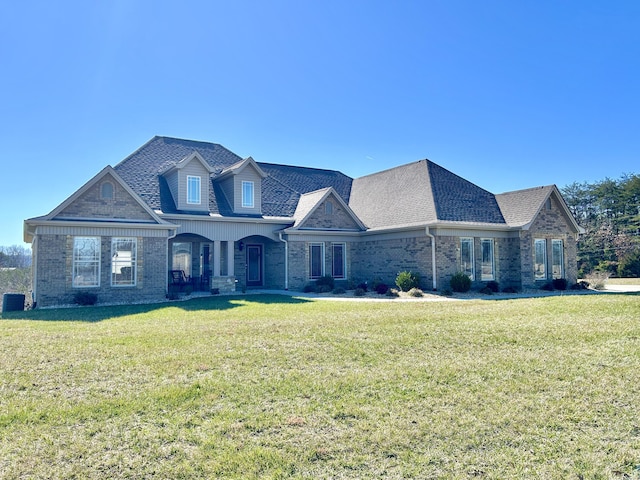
[24,136,582,307]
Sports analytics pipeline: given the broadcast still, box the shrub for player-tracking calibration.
[332,287,346,294]
[356,282,368,292]
[571,281,589,290]
[370,277,385,292]
[395,271,420,292]
[450,272,471,293]
[441,288,453,296]
[501,286,518,294]
[552,278,568,291]
[540,282,554,291]
[386,288,399,298]
[317,284,333,293]
[374,283,389,295]
[303,283,316,293]
[353,287,366,297]
[586,272,608,290]
[316,275,335,290]
[479,286,493,295]
[486,280,499,293]
[408,287,423,297]
[73,291,97,306]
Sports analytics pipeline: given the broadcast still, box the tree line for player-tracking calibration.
[561,173,640,277]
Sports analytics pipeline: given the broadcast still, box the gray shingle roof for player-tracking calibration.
[495,185,554,227]
[114,136,353,217]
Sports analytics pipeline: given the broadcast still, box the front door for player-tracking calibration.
[246,244,263,287]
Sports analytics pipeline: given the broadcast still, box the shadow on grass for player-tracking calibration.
[0,294,312,323]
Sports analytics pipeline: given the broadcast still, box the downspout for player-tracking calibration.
[278,232,289,290]
[426,226,437,291]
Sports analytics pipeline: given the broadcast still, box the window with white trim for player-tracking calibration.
[187,176,201,204]
[552,239,564,279]
[480,238,495,281]
[242,181,254,208]
[332,243,346,279]
[460,237,474,280]
[111,238,137,286]
[309,243,324,279]
[73,237,101,287]
[534,239,547,280]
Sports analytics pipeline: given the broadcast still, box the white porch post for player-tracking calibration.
[228,241,235,277]
[213,241,221,277]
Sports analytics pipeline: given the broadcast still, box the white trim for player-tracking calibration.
[72,236,101,288]
[187,175,201,204]
[242,181,254,208]
[111,237,138,287]
[480,238,495,281]
[534,238,547,280]
[460,237,475,281]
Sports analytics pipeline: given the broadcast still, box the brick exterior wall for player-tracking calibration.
[302,197,361,230]
[58,174,155,221]
[520,196,578,287]
[34,234,168,308]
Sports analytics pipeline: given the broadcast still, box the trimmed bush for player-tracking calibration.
[486,280,499,293]
[332,287,346,295]
[303,283,316,293]
[571,281,589,290]
[395,271,420,292]
[479,286,493,295]
[356,282,368,292]
[386,288,400,298]
[540,282,554,291]
[370,277,385,292]
[408,287,423,297]
[317,284,333,293]
[374,283,389,295]
[552,278,568,291]
[316,275,335,290]
[353,288,366,297]
[73,291,97,306]
[450,272,471,293]
[501,286,518,294]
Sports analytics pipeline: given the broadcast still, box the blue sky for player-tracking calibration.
[1,1,639,247]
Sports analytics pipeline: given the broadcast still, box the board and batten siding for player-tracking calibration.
[174,219,289,242]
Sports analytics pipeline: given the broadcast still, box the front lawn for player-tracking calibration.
[1,294,639,479]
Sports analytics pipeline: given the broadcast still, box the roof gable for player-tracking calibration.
[216,156,267,180]
[161,151,214,175]
[45,166,167,225]
[291,188,365,230]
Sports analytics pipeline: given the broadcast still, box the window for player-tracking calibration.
[552,239,564,279]
[309,243,324,279]
[101,182,114,199]
[332,243,345,279]
[172,242,192,274]
[187,176,201,204]
[460,237,474,280]
[480,238,494,281]
[242,181,254,208]
[73,237,100,287]
[534,239,547,280]
[111,238,137,286]
[325,201,333,215]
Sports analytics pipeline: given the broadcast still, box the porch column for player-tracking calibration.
[213,241,221,277]
[228,241,235,277]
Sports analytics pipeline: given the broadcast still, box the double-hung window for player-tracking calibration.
[73,237,101,287]
[552,239,564,279]
[111,238,137,286]
[332,243,346,279]
[480,238,495,281]
[460,237,474,280]
[187,176,201,204]
[309,243,324,279]
[242,181,254,208]
[534,239,547,280]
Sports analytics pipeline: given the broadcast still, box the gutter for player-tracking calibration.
[278,232,289,290]
[426,226,437,291]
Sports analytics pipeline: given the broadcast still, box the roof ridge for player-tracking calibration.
[354,159,429,180]
[258,161,350,176]
[497,185,554,196]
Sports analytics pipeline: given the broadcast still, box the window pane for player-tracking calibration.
[242,181,254,208]
[73,237,100,287]
[172,242,192,274]
[309,244,324,279]
[481,239,494,281]
[332,243,345,279]
[552,239,563,279]
[112,238,136,286]
[534,239,547,279]
[460,238,474,279]
[187,176,201,204]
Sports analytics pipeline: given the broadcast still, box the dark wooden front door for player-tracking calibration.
[246,244,263,287]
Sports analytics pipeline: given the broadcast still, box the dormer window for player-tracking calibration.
[187,176,201,204]
[242,181,254,208]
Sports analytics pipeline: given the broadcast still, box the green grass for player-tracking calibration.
[1,293,640,479]
[608,277,640,285]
